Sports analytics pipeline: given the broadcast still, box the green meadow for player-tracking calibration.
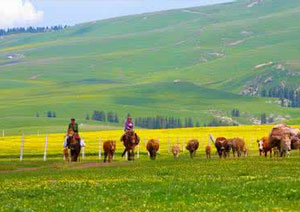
[1,0,300,134]
[1,155,300,211]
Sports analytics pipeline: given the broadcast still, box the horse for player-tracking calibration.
[103,140,116,163]
[121,131,140,161]
[147,139,160,160]
[65,129,81,162]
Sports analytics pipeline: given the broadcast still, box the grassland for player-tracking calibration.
[1,126,300,211]
[1,0,300,134]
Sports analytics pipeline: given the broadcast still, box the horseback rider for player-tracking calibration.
[124,116,134,132]
[121,116,139,158]
[67,118,80,147]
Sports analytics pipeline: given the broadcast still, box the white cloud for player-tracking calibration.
[0,0,44,29]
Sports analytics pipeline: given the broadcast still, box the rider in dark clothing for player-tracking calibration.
[68,118,79,133]
[67,118,80,147]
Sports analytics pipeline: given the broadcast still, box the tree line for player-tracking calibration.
[261,87,300,108]
[89,111,119,123]
[0,25,69,36]
[35,111,56,118]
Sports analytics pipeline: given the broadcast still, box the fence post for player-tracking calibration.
[137,144,140,159]
[167,137,171,153]
[99,138,102,159]
[2,130,4,137]
[20,133,24,162]
[81,138,85,161]
[43,135,48,161]
[157,137,160,153]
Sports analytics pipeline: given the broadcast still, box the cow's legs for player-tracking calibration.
[104,152,107,163]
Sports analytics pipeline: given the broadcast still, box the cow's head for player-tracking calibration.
[111,141,116,152]
[257,139,264,151]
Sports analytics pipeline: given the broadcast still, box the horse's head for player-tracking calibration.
[127,131,139,145]
[67,129,75,137]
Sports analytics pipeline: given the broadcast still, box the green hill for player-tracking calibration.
[1,0,300,134]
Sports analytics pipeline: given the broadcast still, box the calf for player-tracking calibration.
[103,140,116,163]
[172,144,180,158]
[147,139,160,160]
[186,139,199,158]
[205,145,211,159]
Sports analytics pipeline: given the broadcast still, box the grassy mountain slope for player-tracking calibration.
[1,0,300,134]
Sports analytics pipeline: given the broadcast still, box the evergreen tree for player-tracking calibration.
[47,111,52,118]
[261,113,267,124]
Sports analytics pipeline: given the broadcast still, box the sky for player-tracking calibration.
[0,0,233,29]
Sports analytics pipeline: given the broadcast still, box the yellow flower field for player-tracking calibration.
[1,125,295,161]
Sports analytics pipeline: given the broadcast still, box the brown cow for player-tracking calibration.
[147,139,159,160]
[172,144,180,158]
[103,140,116,163]
[214,137,231,158]
[257,137,273,157]
[186,139,199,158]
[269,124,294,157]
[205,145,211,159]
[230,138,246,157]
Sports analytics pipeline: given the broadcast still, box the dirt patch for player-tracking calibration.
[226,40,244,46]
[29,74,41,80]
[247,0,264,8]
[254,62,273,69]
[73,162,130,169]
[0,167,38,173]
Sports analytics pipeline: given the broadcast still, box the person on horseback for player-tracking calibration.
[67,118,80,147]
[124,116,134,132]
[121,116,139,158]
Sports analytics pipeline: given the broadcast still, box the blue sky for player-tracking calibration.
[0,0,232,29]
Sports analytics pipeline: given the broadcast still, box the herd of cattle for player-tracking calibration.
[64,124,300,162]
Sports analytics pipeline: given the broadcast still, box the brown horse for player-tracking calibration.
[103,140,116,163]
[66,129,81,162]
[147,139,160,160]
[121,131,140,161]
[186,139,199,158]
